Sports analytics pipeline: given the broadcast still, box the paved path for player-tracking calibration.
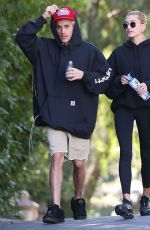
[0,215,150,230]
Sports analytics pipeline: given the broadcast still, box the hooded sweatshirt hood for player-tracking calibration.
[50,17,83,48]
[124,38,150,48]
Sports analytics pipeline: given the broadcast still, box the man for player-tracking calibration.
[16,4,112,224]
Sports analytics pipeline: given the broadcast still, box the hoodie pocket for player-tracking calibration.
[39,96,89,133]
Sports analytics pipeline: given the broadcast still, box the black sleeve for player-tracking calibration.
[144,80,150,92]
[105,50,126,99]
[82,49,113,95]
[15,16,47,64]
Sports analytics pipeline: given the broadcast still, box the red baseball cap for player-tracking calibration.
[52,6,75,22]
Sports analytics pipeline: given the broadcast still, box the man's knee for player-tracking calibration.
[73,160,85,170]
[51,153,64,169]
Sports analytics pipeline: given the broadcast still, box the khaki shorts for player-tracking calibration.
[45,127,90,160]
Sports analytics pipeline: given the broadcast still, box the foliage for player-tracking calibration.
[0,0,43,217]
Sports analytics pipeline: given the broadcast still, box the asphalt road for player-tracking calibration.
[0,215,150,230]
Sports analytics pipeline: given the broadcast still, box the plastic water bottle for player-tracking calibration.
[127,73,150,101]
[65,60,74,81]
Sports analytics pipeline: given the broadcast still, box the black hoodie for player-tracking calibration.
[106,39,150,112]
[16,16,112,139]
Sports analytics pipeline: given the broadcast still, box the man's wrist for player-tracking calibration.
[42,12,48,19]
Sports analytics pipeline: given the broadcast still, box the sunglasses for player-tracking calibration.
[122,21,136,29]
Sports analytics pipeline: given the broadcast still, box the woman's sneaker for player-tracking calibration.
[43,203,65,224]
[115,198,134,219]
[71,197,87,220]
[140,196,150,216]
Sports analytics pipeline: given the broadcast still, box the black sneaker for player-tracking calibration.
[115,198,134,219]
[71,197,87,220]
[140,196,150,216]
[43,203,65,224]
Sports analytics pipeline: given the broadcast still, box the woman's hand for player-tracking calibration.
[137,82,148,96]
[121,75,129,85]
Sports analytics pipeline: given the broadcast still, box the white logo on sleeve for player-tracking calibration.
[95,68,112,84]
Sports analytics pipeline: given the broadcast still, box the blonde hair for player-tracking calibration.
[126,11,147,24]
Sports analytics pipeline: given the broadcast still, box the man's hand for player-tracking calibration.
[66,68,84,81]
[42,4,59,19]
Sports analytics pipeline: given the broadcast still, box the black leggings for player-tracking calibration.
[114,107,150,194]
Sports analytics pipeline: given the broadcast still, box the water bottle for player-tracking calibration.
[127,73,150,101]
[65,60,74,81]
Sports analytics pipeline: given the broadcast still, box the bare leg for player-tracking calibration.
[142,187,150,198]
[123,193,131,201]
[72,160,85,199]
[50,152,64,207]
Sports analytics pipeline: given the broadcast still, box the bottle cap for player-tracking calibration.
[68,60,73,67]
[127,73,132,81]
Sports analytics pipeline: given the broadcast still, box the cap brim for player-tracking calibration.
[53,16,75,22]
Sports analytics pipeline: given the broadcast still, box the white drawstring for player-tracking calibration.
[28,115,39,161]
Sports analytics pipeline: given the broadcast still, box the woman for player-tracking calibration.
[106,11,150,219]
